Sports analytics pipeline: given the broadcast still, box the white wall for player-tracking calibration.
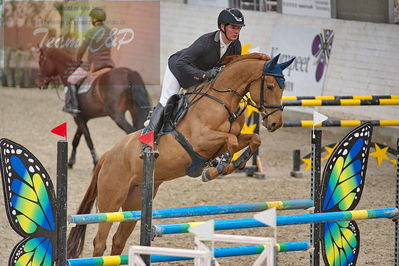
[161,2,399,121]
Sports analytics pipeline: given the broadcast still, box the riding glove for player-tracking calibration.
[203,67,221,80]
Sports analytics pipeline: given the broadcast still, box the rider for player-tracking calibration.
[63,7,115,115]
[143,8,245,136]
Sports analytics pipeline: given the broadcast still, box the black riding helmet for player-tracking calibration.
[217,8,245,28]
[89,7,106,21]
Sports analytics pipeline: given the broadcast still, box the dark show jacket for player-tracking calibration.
[168,30,241,89]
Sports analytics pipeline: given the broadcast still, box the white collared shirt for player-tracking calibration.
[219,32,231,59]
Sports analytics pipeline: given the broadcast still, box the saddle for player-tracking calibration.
[161,94,189,133]
[77,67,112,94]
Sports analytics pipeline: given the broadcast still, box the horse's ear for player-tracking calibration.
[279,57,295,70]
[268,54,280,69]
[221,55,241,65]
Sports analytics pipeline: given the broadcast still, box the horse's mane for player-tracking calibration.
[187,53,271,92]
[45,47,74,62]
[223,53,271,66]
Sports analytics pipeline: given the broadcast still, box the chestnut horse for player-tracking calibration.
[38,47,151,167]
[67,53,294,258]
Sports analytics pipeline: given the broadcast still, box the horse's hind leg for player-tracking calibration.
[93,174,134,256]
[202,133,261,181]
[111,182,162,255]
[92,223,113,257]
[110,112,135,134]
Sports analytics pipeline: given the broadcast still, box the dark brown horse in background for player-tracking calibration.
[38,47,151,167]
[67,53,295,258]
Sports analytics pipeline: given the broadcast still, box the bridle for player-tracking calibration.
[186,60,285,130]
[251,71,285,120]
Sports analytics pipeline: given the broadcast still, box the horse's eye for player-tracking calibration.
[267,84,274,90]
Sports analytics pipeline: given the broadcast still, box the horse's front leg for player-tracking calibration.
[202,133,261,181]
[76,117,99,166]
[68,127,83,168]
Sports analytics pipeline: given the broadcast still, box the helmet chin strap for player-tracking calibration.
[221,25,233,43]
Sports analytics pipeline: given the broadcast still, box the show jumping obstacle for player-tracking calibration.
[282,98,399,106]
[69,199,314,225]
[240,94,398,177]
[282,95,399,100]
[67,241,310,265]
[1,123,398,265]
[283,119,399,127]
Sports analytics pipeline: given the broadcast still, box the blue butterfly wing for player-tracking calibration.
[323,221,360,266]
[0,139,56,265]
[319,123,373,266]
[9,237,53,266]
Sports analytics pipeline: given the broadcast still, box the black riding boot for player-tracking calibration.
[63,84,80,115]
[140,103,165,157]
[142,103,165,137]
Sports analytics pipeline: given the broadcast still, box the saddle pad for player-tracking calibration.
[77,68,112,94]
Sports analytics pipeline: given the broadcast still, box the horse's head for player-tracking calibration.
[37,47,76,89]
[38,47,58,79]
[248,54,295,132]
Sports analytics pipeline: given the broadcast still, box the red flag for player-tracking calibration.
[51,122,67,140]
[137,131,154,150]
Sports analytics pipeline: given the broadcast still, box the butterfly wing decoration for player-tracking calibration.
[0,138,57,266]
[320,123,373,266]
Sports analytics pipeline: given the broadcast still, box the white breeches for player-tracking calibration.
[159,64,181,107]
[67,67,88,85]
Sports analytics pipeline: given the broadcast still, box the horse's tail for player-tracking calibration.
[128,70,152,128]
[66,152,107,258]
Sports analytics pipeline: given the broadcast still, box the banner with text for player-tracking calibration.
[3,1,160,87]
[269,24,334,96]
[282,0,331,18]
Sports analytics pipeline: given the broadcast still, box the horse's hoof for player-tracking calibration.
[201,170,211,182]
[201,168,218,182]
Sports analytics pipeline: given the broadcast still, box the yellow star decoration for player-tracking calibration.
[321,144,338,162]
[369,143,390,166]
[302,157,312,171]
[241,123,257,134]
[241,43,252,55]
[246,104,258,118]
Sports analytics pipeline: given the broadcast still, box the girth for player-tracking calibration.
[170,129,210,177]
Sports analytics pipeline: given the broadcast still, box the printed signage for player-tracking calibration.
[2,1,160,86]
[269,24,334,96]
[282,0,332,18]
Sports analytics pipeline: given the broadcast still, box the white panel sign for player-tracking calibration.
[187,0,229,8]
[282,0,331,18]
[269,24,334,96]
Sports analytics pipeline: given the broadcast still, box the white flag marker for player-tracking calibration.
[313,111,328,127]
[254,208,276,228]
[188,220,214,240]
[313,111,328,138]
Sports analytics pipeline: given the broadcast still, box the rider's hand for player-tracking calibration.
[203,67,221,80]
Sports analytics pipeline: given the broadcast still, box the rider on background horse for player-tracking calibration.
[63,7,115,115]
[143,8,245,136]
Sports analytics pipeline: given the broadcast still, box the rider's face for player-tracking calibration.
[91,18,99,26]
[221,24,241,42]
